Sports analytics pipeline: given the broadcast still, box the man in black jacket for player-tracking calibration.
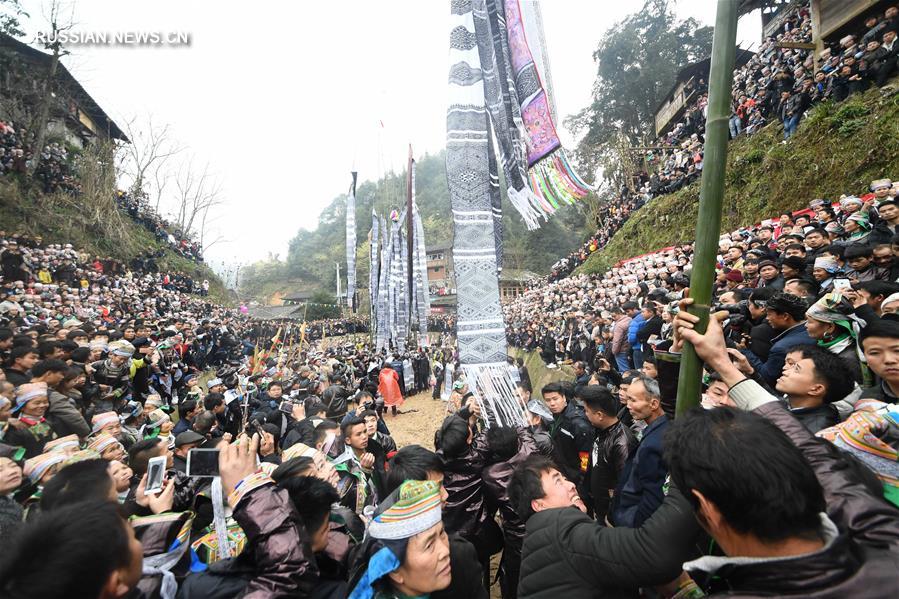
[542,382,594,495]
[509,454,698,599]
[322,374,349,420]
[578,385,636,523]
[635,305,662,357]
[745,287,776,363]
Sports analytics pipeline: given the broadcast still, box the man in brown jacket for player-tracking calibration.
[610,307,632,372]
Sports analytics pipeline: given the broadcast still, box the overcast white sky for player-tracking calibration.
[17,0,760,273]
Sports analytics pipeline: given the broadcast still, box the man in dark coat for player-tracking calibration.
[672,306,899,597]
[578,386,636,523]
[436,404,502,593]
[482,426,539,599]
[610,374,669,528]
[509,454,698,599]
[634,305,663,357]
[541,382,594,500]
[742,292,815,388]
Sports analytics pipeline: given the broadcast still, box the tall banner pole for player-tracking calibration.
[406,144,415,346]
[675,0,739,416]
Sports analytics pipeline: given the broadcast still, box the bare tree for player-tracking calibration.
[27,0,75,176]
[172,157,224,242]
[198,201,226,251]
[119,116,182,205]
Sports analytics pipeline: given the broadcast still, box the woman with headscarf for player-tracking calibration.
[4,383,58,458]
[839,196,865,220]
[805,292,866,384]
[843,212,872,244]
[348,480,454,599]
[812,256,842,294]
[880,292,899,317]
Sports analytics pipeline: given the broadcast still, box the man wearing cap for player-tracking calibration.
[206,377,225,395]
[6,382,58,458]
[89,340,135,413]
[171,430,206,473]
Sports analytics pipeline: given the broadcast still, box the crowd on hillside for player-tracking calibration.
[506,175,899,370]
[548,191,644,281]
[114,191,205,263]
[1,119,206,264]
[555,2,899,285]
[0,120,79,195]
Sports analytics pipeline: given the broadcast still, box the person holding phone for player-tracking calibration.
[217,433,319,596]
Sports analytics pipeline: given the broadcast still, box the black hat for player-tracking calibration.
[174,430,206,448]
[782,256,807,271]
[271,456,315,483]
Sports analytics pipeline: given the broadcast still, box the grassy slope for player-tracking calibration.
[0,177,229,304]
[578,88,899,274]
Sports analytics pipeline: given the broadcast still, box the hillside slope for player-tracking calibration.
[579,89,899,274]
[0,177,228,303]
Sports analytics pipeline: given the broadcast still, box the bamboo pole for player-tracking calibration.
[675,0,739,417]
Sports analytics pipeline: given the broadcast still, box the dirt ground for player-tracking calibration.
[381,390,449,448]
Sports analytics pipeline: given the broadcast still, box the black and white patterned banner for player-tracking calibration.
[345,172,358,310]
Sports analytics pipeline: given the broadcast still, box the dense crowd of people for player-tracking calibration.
[114,190,205,263]
[548,192,644,282]
[2,176,899,599]
[1,119,206,264]
[555,2,899,285]
[2,3,899,599]
[0,120,79,195]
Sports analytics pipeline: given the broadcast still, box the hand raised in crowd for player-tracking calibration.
[4,417,25,431]
[135,473,175,514]
[726,348,754,376]
[673,298,744,386]
[220,433,260,497]
[843,289,866,309]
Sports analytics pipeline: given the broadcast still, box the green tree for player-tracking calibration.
[305,290,341,321]
[0,0,27,37]
[566,0,713,182]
